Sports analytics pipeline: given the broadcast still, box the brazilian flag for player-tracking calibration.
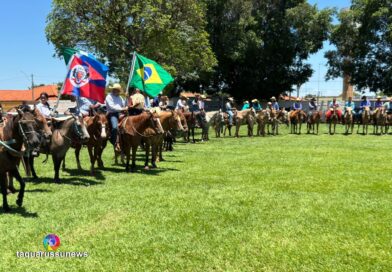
[129,53,174,97]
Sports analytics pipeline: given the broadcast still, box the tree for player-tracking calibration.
[326,0,392,95]
[203,0,333,99]
[46,0,217,87]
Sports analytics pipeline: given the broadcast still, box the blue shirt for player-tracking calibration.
[345,101,356,111]
[293,102,302,110]
[272,102,279,110]
[374,101,383,108]
[360,100,371,109]
[253,103,262,111]
[77,97,97,115]
[242,103,250,110]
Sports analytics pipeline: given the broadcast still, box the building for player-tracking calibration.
[0,84,59,110]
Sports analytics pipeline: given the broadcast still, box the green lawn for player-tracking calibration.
[1,124,391,271]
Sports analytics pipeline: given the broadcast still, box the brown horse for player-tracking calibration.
[357,107,371,135]
[373,108,387,135]
[120,111,164,172]
[74,112,108,175]
[0,110,41,211]
[183,111,197,142]
[143,110,184,169]
[328,107,339,135]
[290,110,307,134]
[234,109,256,137]
[343,108,354,134]
[223,112,234,136]
[256,110,269,136]
[307,111,321,134]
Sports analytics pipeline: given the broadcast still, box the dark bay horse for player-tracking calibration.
[120,111,164,172]
[328,107,339,135]
[0,110,40,211]
[74,112,108,175]
[307,111,321,135]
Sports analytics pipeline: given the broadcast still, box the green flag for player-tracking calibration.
[60,46,95,65]
[129,53,174,97]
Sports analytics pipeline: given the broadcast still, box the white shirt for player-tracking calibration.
[36,102,51,118]
[176,99,187,110]
[105,93,125,113]
[198,100,205,110]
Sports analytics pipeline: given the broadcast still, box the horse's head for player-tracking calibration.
[92,112,108,140]
[171,110,185,132]
[32,106,52,143]
[149,111,164,134]
[177,110,188,132]
[15,110,41,152]
[72,114,90,143]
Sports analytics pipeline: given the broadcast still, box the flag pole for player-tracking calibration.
[52,54,76,116]
[125,51,137,97]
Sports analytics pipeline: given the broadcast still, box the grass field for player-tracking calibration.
[1,124,392,271]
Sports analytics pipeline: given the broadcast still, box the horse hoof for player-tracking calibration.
[16,199,23,207]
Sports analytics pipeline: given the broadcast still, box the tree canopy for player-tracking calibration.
[46,0,333,99]
[326,0,392,95]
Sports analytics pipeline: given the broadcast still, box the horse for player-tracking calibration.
[290,110,307,134]
[143,110,184,169]
[223,112,234,137]
[343,108,354,134]
[373,108,387,135]
[163,110,188,151]
[357,107,371,135]
[208,110,225,138]
[29,115,90,183]
[73,112,108,175]
[120,111,164,172]
[183,111,197,142]
[234,109,256,137]
[307,111,321,135]
[386,113,392,134]
[256,110,269,136]
[327,107,339,135]
[0,110,41,211]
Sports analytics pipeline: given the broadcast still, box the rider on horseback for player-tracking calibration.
[325,97,342,122]
[383,97,392,114]
[105,83,127,147]
[225,97,235,126]
[128,88,145,116]
[270,96,280,110]
[344,96,356,122]
[241,101,250,110]
[252,99,262,112]
[373,96,383,114]
[357,95,371,122]
[308,97,318,122]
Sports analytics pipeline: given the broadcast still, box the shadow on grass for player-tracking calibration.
[31,177,102,186]
[62,168,105,181]
[24,188,52,193]
[104,165,180,176]
[1,206,38,218]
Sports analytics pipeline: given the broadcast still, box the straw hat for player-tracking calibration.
[252,99,258,103]
[296,97,301,101]
[377,96,382,99]
[228,97,234,102]
[244,100,249,104]
[200,95,206,99]
[109,83,123,92]
[270,96,276,101]
[180,94,188,100]
[267,102,272,105]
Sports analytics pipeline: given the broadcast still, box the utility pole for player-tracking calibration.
[31,74,35,101]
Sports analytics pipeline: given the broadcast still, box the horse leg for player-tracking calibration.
[7,173,16,194]
[29,156,38,180]
[62,154,66,171]
[131,145,137,172]
[87,146,95,176]
[192,128,195,143]
[144,143,150,170]
[53,157,62,183]
[124,143,131,172]
[159,142,164,161]
[151,144,157,169]
[1,174,10,212]
[75,144,82,170]
[11,169,25,207]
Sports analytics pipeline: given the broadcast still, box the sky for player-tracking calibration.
[0,0,351,96]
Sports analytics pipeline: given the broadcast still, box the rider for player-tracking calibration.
[225,97,234,125]
[252,99,262,112]
[271,96,280,110]
[36,92,53,119]
[159,96,170,110]
[127,88,145,115]
[383,97,392,114]
[344,96,356,115]
[358,95,371,121]
[105,83,127,147]
[176,94,188,111]
[373,96,383,114]
[325,97,342,122]
[292,97,302,111]
[241,100,250,110]
[308,97,318,121]
[77,96,102,116]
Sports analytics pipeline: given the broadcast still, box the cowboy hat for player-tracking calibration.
[311,97,316,101]
[267,102,272,105]
[296,97,301,101]
[270,96,276,101]
[252,99,258,103]
[200,95,206,99]
[228,97,234,102]
[109,83,123,92]
[244,100,249,104]
[377,96,382,99]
